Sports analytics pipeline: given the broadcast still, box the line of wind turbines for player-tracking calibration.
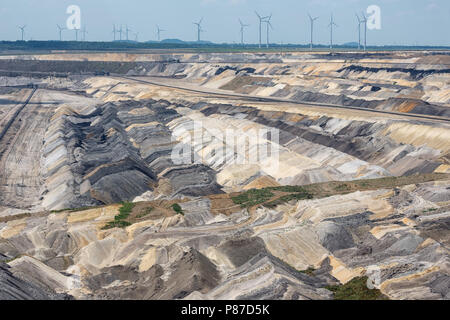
[46,24,160,42]
[16,11,370,50]
[237,11,369,50]
[190,11,365,50]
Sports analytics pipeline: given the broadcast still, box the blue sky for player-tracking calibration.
[0,0,449,45]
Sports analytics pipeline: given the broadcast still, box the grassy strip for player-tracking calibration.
[326,277,389,300]
[266,186,310,193]
[136,207,154,219]
[51,206,102,214]
[264,174,449,209]
[102,202,135,230]
[231,189,275,208]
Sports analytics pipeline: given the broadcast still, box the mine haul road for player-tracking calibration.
[118,75,450,124]
[0,86,48,211]
[0,86,37,142]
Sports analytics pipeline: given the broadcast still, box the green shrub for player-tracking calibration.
[326,276,389,300]
[172,203,184,215]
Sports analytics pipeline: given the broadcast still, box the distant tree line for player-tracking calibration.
[0,41,448,52]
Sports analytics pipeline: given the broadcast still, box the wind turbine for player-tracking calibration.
[193,18,204,42]
[18,25,26,41]
[308,14,319,50]
[112,24,118,41]
[265,14,273,48]
[134,32,139,42]
[81,26,88,41]
[118,25,123,41]
[156,25,165,41]
[125,25,132,41]
[57,24,66,41]
[356,14,362,50]
[328,14,338,50]
[361,11,368,51]
[238,19,249,45]
[74,28,80,41]
[255,12,269,49]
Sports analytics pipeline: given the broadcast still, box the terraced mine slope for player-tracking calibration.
[0,51,449,300]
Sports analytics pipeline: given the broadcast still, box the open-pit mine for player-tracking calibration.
[0,51,449,300]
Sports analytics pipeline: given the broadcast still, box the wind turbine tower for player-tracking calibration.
[255,12,269,49]
[125,25,132,41]
[57,24,66,41]
[308,14,319,50]
[81,26,88,41]
[18,25,26,41]
[356,14,362,50]
[265,15,273,48]
[328,14,338,50]
[361,12,367,51]
[239,19,249,45]
[118,25,123,41]
[74,28,80,41]
[112,24,118,41]
[156,25,165,41]
[193,18,204,42]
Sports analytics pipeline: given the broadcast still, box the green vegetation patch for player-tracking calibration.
[266,186,309,193]
[102,202,135,230]
[299,267,316,276]
[102,220,131,229]
[172,203,184,215]
[51,206,102,214]
[326,276,389,300]
[232,189,274,208]
[335,183,351,191]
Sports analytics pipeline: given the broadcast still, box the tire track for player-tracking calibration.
[0,86,37,142]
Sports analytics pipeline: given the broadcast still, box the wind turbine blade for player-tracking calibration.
[255,11,261,19]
